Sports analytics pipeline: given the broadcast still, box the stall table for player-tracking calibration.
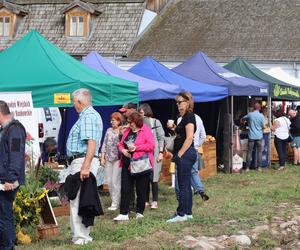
[160,141,217,185]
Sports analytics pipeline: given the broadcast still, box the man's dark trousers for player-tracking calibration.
[0,190,17,250]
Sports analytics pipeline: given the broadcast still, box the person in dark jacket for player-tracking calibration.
[0,100,26,250]
[288,109,300,164]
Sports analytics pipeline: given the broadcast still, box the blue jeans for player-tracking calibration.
[175,153,205,197]
[0,190,17,250]
[246,139,263,168]
[173,147,197,216]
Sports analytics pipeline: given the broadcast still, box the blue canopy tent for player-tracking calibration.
[82,51,181,101]
[129,57,228,142]
[172,51,269,96]
[172,51,270,172]
[128,56,228,102]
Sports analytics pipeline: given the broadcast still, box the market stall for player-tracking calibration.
[172,51,269,172]
[224,58,300,165]
[0,30,139,107]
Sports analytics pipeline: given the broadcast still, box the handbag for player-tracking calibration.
[130,154,152,176]
[165,134,176,153]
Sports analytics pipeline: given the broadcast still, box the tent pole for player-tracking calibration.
[268,97,272,167]
[230,95,234,173]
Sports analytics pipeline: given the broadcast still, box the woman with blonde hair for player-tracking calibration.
[167,91,197,222]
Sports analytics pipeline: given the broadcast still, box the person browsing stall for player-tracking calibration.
[114,111,155,221]
[242,102,266,171]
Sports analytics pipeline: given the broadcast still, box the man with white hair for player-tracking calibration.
[66,88,103,245]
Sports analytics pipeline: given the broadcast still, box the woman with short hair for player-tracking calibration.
[114,111,155,221]
[100,112,123,210]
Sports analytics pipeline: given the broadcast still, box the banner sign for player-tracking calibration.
[54,93,71,104]
[272,84,300,99]
[0,92,40,163]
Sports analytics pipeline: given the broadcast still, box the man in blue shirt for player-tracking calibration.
[242,102,266,171]
[66,88,103,245]
[0,100,26,250]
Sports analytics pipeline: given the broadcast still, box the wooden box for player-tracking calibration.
[271,138,294,162]
[200,141,217,179]
[53,205,70,217]
[159,141,217,184]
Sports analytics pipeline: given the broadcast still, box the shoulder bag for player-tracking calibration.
[130,154,152,176]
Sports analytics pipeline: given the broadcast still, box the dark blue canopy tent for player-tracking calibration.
[172,51,270,172]
[128,56,228,102]
[82,52,181,101]
[172,51,269,96]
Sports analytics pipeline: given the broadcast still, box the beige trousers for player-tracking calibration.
[68,157,99,244]
[104,160,121,207]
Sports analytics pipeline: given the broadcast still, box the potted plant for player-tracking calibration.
[13,168,48,243]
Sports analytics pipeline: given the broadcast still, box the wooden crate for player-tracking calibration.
[271,138,294,162]
[159,141,217,184]
[200,141,217,180]
[53,205,70,217]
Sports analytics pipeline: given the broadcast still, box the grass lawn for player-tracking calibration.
[17,164,300,249]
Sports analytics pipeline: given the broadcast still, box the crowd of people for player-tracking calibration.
[242,101,300,172]
[0,88,210,247]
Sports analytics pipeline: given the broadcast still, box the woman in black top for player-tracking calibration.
[167,91,197,222]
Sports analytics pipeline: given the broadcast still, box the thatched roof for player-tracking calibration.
[0,0,144,57]
[128,0,300,62]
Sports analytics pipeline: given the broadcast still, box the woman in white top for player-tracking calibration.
[271,111,291,170]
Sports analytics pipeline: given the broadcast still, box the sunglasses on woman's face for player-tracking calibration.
[176,100,187,105]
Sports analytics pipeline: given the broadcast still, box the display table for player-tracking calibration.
[160,141,217,185]
[240,132,270,167]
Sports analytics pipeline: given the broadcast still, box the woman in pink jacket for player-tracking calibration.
[113,111,155,221]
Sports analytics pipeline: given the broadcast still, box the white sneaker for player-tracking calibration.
[151,201,158,209]
[113,214,129,221]
[278,166,285,171]
[108,205,118,211]
[136,213,144,219]
[166,215,187,223]
[187,215,193,220]
[72,238,93,245]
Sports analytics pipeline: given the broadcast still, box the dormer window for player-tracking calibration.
[61,0,101,38]
[0,1,28,37]
[0,15,12,36]
[69,14,86,37]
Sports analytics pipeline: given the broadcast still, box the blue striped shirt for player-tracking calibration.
[66,106,102,157]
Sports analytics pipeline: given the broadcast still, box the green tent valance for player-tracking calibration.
[0,30,139,107]
[224,58,300,100]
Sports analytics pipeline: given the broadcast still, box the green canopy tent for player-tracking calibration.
[224,58,300,101]
[0,30,138,107]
